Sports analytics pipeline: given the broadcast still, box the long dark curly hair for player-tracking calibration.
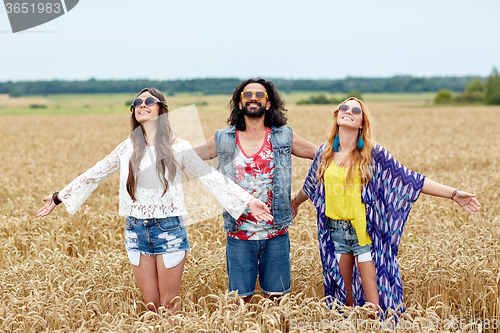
[227,78,287,130]
[126,88,179,201]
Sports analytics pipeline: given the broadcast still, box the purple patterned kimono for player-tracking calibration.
[303,143,425,312]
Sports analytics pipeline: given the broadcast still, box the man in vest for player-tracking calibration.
[196,78,317,301]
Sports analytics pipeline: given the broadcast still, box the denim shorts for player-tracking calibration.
[226,233,291,297]
[124,216,190,257]
[327,218,371,257]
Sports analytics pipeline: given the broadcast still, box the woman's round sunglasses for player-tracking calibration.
[132,96,158,109]
[338,104,362,115]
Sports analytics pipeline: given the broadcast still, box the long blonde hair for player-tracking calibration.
[317,97,374,186]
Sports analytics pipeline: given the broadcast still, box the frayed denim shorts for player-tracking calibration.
[327,218,371,258]
[124,216,190,264]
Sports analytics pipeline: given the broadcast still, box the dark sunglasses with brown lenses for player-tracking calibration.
[241,91,268,100]
[132,96,158,109]
[338,104,362,115]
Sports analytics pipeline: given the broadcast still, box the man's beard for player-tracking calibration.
[242,102,267,118]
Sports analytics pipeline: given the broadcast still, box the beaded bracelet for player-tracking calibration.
[52,192,62,205]
[451,189,458,200]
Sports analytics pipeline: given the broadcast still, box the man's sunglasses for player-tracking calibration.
[338,104,362,115]
[241,91,268,100]
[132,96,158,109]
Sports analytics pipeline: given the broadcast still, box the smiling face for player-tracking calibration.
[134,91,160,124]
[238,83,271,118]
[336,99,363,130]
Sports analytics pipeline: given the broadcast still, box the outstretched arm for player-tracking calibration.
[193,136,217,160]
[36,140,126,217]
[292,132,317,159]
[422,178,481,213]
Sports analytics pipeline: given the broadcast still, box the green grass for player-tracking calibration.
[281,91,345,105]
[283,91,436,104]
[0,106,130,116]
[0,92,438,115]
[362,92,436,103]
[46,93,134,106]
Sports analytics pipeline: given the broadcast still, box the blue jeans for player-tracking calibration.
[226,233,291,297]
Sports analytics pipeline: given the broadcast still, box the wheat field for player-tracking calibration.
[0,97,499,332]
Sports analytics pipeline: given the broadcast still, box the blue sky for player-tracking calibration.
[1,0,499,81]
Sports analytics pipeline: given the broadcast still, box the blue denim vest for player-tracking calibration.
[214,126,294,233]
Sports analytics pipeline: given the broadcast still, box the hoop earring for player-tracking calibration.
[357,129,364,150]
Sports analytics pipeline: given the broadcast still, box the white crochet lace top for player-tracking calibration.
[59,139,253,219]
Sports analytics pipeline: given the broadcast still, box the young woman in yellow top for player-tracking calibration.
[291,97,480,312]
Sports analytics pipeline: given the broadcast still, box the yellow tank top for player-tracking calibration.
[324,162,371,246]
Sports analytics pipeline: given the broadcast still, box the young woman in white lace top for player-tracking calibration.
[36,88,273,314]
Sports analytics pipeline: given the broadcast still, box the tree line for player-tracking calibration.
[296,90,363,105]
[0,76,486,97]
[434,68,500,105]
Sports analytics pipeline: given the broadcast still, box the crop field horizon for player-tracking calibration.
[0,93,499,332]
[0,91,436,116]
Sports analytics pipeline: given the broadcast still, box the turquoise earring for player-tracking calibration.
[357,129,364,150]
[333,134,339,152]
[333,125,340,152]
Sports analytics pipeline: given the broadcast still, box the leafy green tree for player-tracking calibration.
[489,94,500,105]
[296,94,342,105]
[434,89,453,105]
[485,67,500,105]
[455,79,485,104]
[9,86,24,97]
[465,79,484,93]
[346,90,363,100]
[311,94,330,104]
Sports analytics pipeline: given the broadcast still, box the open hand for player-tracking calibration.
[453,191,481,213]
[36,195,57,217]
[248,198,273,222]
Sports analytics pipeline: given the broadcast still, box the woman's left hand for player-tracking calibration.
[453,191,481,213]
[248,198,273,222]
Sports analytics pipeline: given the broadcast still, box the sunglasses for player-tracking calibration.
[132,96,158,109]
[338,104,362,115]
[241,91,268,100]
